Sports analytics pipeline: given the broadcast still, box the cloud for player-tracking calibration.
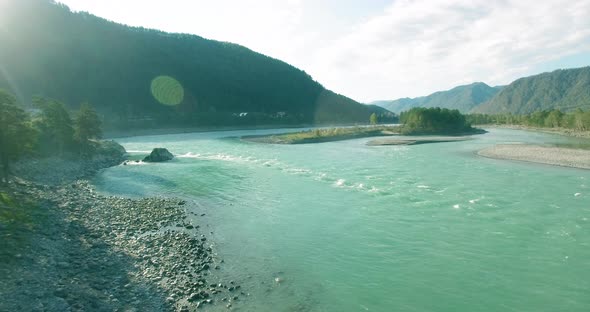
[60,0,306,64]
[309,0,590,102]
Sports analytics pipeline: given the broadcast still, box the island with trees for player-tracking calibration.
[244,107,485,145]
[399,107,484,135]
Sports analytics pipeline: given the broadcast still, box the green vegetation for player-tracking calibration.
[0,92,36,180]
[0,190,42,254]
[468,109,590,131]
[0,192,33,227]
[0,0,392,130]
[399,107,478,135]
[474,67,590,114]
[0,90,103,181]
[244,126,400,144]
[370,113,378,125]
[33,97,75,157]
[373,82,501,113]
[75,103,103,155]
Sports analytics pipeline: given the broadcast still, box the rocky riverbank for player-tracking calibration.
[1,141,242,311]
[478,144,590,170]
[10,140,127,186]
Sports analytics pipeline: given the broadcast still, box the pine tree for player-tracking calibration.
[75,102,102,143]
[33,97,74,156]
[0,90,36,181]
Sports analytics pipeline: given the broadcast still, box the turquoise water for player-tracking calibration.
[94,128,590,312]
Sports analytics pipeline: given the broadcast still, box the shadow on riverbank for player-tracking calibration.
[1,141,243,311]
[0,181,169,311]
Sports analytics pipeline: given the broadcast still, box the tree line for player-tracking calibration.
[0,89,102,181]
[467,109,590,131]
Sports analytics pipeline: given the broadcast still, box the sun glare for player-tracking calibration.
[150,75,184,106]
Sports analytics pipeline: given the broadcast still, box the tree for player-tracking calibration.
[75,102,102,143]
[544,110,563,128]
[0,90,36,181]
[400,107,472,134]
[33,97,74,156]
[370,113,378,125]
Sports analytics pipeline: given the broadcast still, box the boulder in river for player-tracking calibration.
[143,148,174,162]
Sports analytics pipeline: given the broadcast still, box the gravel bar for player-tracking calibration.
[478,144,590,170]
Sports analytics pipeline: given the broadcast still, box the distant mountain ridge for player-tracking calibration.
[372,82,501,113]
[373,66,590,115]
[0,0,390,130]
[473,67,590,114]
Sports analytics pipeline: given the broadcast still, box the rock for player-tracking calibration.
[143,148,174,162]
[188,293,201,302]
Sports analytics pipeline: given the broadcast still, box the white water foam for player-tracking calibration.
[123,161,148,166]
[178,152,387,196]
[368,186,381,193]
[126,150,152,153]
[284,168,312,175]
[315,173,328,181]
[178,152,254,163]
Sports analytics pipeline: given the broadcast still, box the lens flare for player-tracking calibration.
[150,76,184,106]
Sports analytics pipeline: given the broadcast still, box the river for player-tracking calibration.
[93,128,590,312]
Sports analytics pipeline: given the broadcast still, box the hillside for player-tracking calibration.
[0,0,390,130]
[474,67,590,114]
[372,82,501,113]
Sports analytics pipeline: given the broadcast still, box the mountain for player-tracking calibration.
[371,98,418,114]
[372,82,501,113]
[0,0,390,130]
[474,67,590,114]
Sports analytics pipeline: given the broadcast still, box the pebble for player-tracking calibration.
[1,172,240,311]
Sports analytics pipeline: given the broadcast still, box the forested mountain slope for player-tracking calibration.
[372,82,501,113]
[0,0,390,130]
[474,67,590,114]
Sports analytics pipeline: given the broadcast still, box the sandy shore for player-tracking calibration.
[367,136,472,146]
[478,144,590,169]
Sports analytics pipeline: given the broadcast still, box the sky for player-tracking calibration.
[57,0,590,103]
